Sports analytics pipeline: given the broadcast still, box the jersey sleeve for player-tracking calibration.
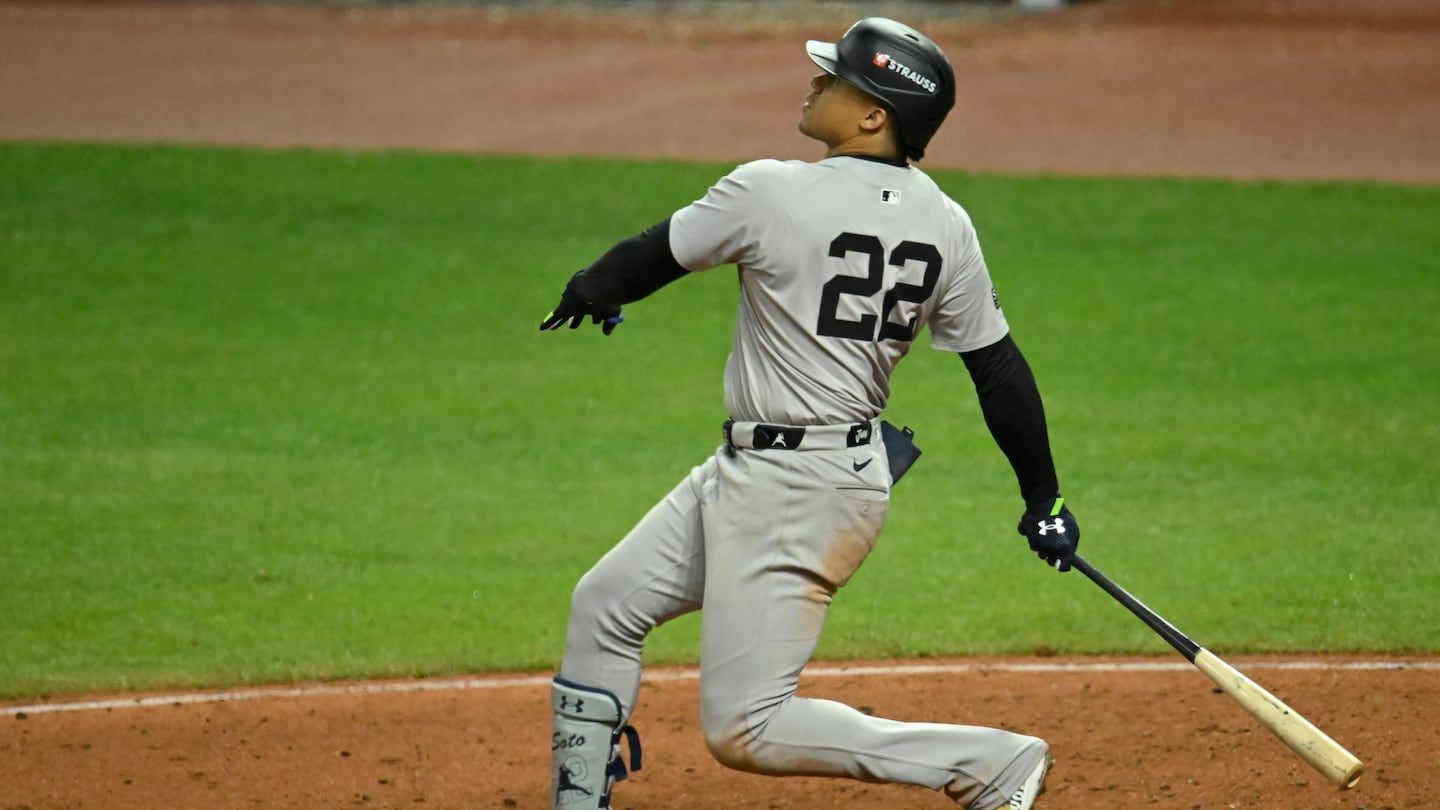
[927,206,1010,353]
[668,160,788,272]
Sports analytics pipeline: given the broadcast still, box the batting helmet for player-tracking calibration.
[805,18,956,161]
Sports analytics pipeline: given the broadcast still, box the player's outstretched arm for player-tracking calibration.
[539,217,690,335]
[958,334,1080,570]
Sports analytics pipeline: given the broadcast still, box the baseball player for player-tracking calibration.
[539,18,1079,810]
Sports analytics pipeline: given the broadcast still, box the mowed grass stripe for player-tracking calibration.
[1,143,1436,698]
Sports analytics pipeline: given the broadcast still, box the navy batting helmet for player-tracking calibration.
[805,18,956,161]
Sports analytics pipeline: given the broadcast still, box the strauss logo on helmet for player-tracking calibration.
[869,51,937,93]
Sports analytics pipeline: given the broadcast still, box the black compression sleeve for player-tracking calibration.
[959,334,1061,506]
[568,217,690,306]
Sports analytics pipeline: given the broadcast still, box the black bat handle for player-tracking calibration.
[1071,554,1202,662]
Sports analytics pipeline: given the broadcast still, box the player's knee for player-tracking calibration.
[568,570,650,646]
[567,569,604,619]
[701,719,762,772]
[569,569,620,626]
[699,697,781,774]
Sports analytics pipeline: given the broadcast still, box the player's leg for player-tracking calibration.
[550,456,715,809]
[551,677,642,809]
[695,448,1049,810]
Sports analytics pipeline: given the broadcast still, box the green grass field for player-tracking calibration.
[2,142,1436,700]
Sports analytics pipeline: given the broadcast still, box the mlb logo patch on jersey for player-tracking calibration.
[880,189,902,205]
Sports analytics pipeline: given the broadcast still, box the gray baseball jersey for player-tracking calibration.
[670,156,1008,425]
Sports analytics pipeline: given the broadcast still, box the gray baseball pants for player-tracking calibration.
[559,425,1048,808]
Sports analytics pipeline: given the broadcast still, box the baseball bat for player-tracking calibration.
[1070,554,1364,789]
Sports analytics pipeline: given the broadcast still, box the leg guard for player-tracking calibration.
[551,676,642,810]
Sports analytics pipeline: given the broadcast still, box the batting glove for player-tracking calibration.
[540,278,624,336]
[1017,495,1080,572]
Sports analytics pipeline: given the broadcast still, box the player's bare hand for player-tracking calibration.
[540,279,624,336]
[1017,495,1079,571]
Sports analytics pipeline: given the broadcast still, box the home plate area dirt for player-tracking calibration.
[2,0,1439,808]
[4,659,1439,808]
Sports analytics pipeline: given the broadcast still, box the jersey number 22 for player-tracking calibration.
[816,232,941,343]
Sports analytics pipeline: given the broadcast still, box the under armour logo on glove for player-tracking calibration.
[1017,496,1080,572]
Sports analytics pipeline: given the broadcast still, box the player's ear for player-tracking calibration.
[858,104,889,136]
[859,105,903,158]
